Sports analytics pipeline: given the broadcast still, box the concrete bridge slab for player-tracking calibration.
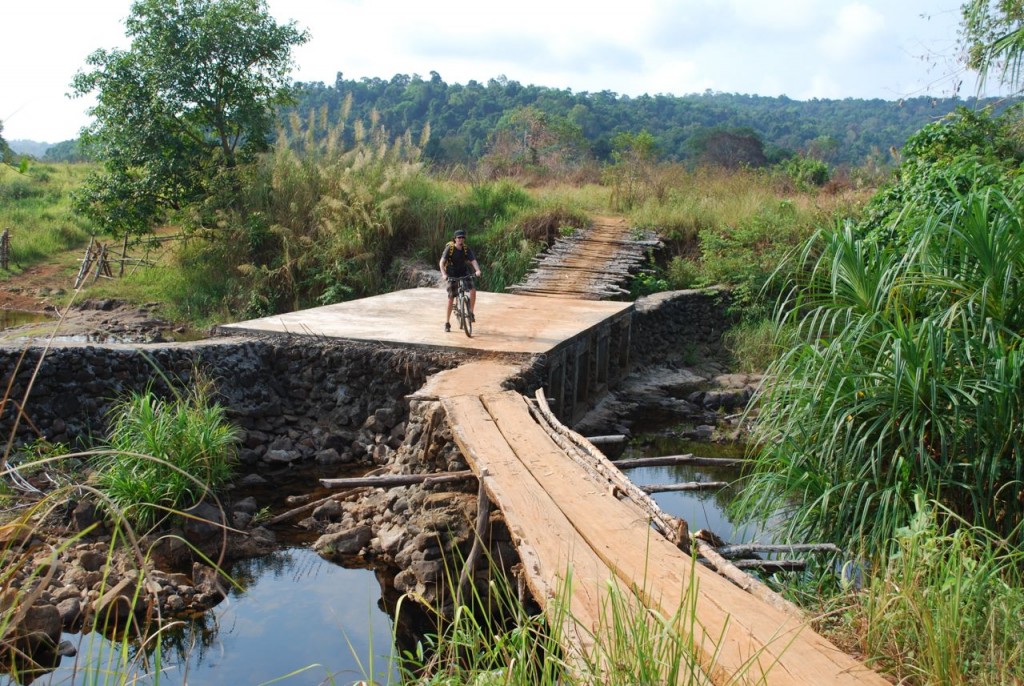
[217,287,632,356]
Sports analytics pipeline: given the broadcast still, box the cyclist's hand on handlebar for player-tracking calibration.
[475,270,481,277]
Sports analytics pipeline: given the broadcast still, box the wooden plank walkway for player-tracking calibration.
[507,215,657,299]
[438,371,887,685]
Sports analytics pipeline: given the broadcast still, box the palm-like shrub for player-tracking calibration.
[93,378,239,530]
[734,178,1024,552]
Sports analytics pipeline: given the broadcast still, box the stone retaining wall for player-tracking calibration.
[0,289,732,460]
[0,336,463,467]
[632,286,735,366]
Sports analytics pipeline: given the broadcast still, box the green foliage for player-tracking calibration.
[697,199,812,311]
[71,0,309,237]
[961,0,1024,93]
[42,139,91,163]
[781,155,830,189]
[687,127,768,169]
[210,107,428,314]
[0,120,12,165]
[664,256,700,289]
[93,374,239,530]
[605,130,658,211]
[481,105,588,178]
[723,316,792,374]
[292,74,1011,170]
[734,180,1024,553]
[855,106,1024,248]
[855,498,1024,684]
[629,259,669,297]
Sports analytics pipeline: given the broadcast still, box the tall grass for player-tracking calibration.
[0,163,96,272]
[92,373,239,530]
[734,180,1024,553]
[394,542,765,685]
[850,497,1024,684]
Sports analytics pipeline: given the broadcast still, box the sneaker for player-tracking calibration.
[444,322,451,332]
[470,312,476,322]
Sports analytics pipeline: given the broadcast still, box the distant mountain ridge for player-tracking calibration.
[289,74,1015,168]
[9,139,52,157]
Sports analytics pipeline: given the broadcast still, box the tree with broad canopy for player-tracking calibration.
[71,0,309,237]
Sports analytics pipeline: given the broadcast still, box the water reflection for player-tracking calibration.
[0,309,52,330]
[6,549,398,686]
[616,435,763,544]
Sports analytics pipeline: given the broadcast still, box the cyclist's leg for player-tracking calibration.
[469,286,477,320]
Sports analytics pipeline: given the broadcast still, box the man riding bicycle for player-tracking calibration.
[439,229,481,332]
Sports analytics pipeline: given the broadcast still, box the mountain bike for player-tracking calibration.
[448,275,474,337]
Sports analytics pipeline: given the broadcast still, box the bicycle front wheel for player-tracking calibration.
[460,293,473,337]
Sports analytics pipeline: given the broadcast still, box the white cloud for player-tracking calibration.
[819,3,887,61]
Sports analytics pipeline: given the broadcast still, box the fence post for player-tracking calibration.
[1,228,9,271]
[119,232,128,277]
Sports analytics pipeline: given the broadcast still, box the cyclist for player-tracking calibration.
[439,229,481,332]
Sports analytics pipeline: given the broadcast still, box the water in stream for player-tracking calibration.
[6,432,756,685]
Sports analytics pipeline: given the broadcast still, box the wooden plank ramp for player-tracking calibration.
[444,388,887,685]
[507,215,657,299]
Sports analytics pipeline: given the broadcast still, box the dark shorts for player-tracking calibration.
[446,275,475,297]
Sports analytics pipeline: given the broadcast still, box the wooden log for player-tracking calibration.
[613,454,743,469]
[717,543,842,558]
[74,237,96,289]
[583,434,626,445]
[531,389,690,550]
[692,532,805,621]
[118,232,129,277]
[457,468,491,605]
[264,488,368,526]
[639,481,728,494]
[731,559,806,572]
[319,469,475,489]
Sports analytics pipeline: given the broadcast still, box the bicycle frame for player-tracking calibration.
[448,275,473,337]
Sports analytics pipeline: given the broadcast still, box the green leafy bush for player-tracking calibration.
[857,498,1024,684]
[782,156,830,189]
[855,106,1024,248]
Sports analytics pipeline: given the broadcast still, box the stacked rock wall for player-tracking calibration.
[0,337,461,466]
[631,286,735,366]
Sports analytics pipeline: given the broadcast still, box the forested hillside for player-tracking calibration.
[289,72,1012,168]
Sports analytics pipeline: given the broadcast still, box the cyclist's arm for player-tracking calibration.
[471,259,481,277]
[439,254,447,280]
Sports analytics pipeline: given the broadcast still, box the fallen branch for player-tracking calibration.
[583,434,626,445]
[613,454,743,469]
[264,488,368,526]
[319,470,475,489]
[639,481,728,494]
[267,470,475,526]
[731,559,806,572]
[458,468,491,605]
[692,531,804,621]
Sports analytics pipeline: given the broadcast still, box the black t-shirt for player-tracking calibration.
[441,241,476,277]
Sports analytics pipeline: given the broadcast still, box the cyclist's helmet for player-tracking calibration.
[453,230,466,238]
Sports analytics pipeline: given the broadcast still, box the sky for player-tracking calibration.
[2,0,981,143]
